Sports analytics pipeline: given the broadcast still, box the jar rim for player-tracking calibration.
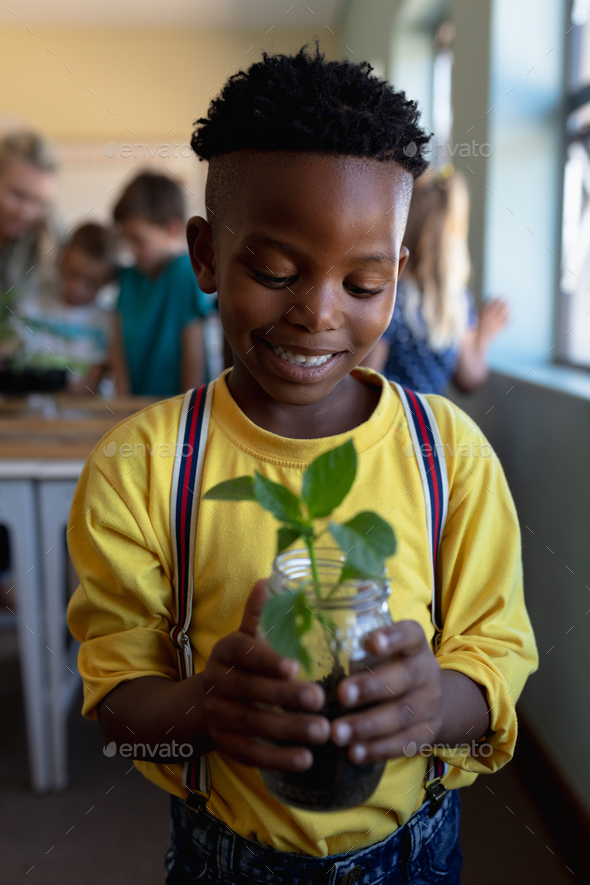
[271,547,390,610]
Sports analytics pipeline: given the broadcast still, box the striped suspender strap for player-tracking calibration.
[391,383,449,649]
[425,755,447,782]
[169,382,215,800]
[169,380,448,804]
[424,753,448,815]
[392,383,450,800]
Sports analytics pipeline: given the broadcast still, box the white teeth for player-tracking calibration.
[271,345,334,367]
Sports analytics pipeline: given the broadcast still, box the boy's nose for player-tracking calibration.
[284,281,341,335]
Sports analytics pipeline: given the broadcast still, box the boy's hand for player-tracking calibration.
[202,581,330,771]
[331,621,443,763]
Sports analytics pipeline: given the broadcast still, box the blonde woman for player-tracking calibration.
[366,166,507,393]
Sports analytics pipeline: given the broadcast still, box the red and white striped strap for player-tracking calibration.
[169,382,214,799]
[392,382,449,646]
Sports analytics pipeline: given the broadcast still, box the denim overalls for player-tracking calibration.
[164,788,462,884]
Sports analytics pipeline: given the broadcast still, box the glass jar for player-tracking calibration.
[257,548,393,812]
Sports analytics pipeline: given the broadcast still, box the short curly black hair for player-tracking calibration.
[191,45,430,228]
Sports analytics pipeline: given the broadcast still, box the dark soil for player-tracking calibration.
[261,659,386,811]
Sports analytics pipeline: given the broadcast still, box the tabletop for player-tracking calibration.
[0,393,158,470]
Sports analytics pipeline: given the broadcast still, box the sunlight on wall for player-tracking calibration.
[0,26,336,228]
[0,27,336,141]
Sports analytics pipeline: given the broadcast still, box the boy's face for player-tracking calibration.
[188,152,411,408]
[60,247,112,306]
[119,217,183,275]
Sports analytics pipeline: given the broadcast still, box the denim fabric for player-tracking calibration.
[381,278,478,395]
[164,788,462,884]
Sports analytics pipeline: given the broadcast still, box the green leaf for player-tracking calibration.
[329,511,397,578]
[253,472,303,524]
[261,590,312,670]
[202,476,256,501]
[301,439,357,519]
[277,526,301,555]
[347,512,397,558]
[338,560,364,584]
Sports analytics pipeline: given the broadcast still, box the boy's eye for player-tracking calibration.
[251,266,387,296]
[251,268,298,288]
[345,283,386,297]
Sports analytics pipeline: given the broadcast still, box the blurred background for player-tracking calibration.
[0,1,589,883]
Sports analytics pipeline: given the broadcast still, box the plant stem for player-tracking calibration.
[305,536,321,597]
[325,574,344,599]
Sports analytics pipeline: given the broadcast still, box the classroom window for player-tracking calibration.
[432,22,454,157]
[560,0,590,369]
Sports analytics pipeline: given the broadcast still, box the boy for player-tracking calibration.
[10,222,116,393]
[112,172,212,397]
[67,48,537,883]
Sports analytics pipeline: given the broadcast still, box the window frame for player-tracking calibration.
[556,16,590,371]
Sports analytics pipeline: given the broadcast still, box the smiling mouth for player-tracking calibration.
[267,342,336,367]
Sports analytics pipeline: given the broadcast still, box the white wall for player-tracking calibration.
[0,24,336,235]
[451,372,590,818]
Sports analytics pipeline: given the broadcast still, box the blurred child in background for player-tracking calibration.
[112,172,212,397]
[365,166,508,393]
[10,222,116,394]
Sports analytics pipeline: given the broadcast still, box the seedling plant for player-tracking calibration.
[203,439,396,672]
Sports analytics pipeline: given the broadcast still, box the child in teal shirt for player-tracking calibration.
[113,172,212,397]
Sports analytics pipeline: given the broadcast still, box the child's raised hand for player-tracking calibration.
[202,580,330,771]
[330,621,443,763]
[477,297,509,344]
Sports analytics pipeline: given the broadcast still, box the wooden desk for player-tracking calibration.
[0,392,156,413]
[0,394,156,791]
[0,394,156,459]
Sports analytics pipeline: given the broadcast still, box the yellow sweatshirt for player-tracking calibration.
[66,368,538,857]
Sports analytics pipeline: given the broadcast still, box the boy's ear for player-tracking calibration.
[398,246,409,279]
[186,216,217,293]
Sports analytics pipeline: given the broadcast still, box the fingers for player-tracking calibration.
[207,651,325,712]
[371,619,428,658]
[209,696,330,746]
[480,299,509,334]
[207,696,330,770]
[213,733,314,771]
[331,684,441,749]
[212,634,327,711]
[336,620,430,708]
[483,297,508,315]
[326,620,442,763]
[344,723,441,765]
[239,580,269,636]
[204,583,330,772]
[339,656,435,714]
[216,630,295,677]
